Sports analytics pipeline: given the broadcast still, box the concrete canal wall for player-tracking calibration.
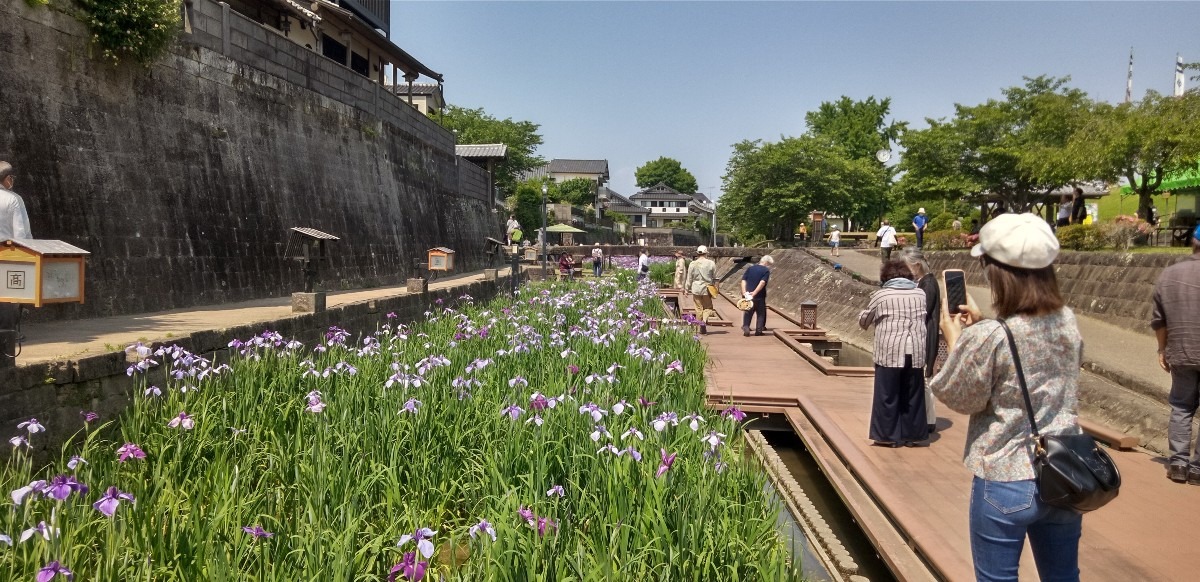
[1,0,500,321]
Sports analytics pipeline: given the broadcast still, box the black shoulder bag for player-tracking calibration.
[998,320,1121,513]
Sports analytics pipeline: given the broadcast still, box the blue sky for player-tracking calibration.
[391,1,1200,201]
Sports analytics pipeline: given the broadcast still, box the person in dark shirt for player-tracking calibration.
[1069,187,1088,224]
[739,255,775,336]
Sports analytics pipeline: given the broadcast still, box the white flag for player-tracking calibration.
[1175,54,1186,97]
[1125,48,1134,103]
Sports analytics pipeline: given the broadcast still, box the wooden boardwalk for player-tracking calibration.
[702,296,1200,581]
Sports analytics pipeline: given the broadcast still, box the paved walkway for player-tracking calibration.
[17,270,507,364]
[809,248,1170,399]
[702,295,1200,581]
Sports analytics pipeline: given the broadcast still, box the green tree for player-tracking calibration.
[435,105,545,193]
[804,96,906,225]
[1054,91,1200,220]
[719,136,888,240]
[635,157,699,193]
[552,178,598,207]
[508,181,545,240]
[897,76,1093,212]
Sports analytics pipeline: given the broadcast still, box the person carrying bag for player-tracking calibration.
[930,213,1117,582]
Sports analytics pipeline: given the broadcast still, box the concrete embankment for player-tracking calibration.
[716,248,1177,454]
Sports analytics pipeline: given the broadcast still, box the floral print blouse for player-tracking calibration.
[929,309,1083,482]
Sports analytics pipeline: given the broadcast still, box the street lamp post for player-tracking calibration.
[541,183,549,275]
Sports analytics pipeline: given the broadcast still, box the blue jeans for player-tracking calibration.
[593,262,603,277]
[969,477,1082,582]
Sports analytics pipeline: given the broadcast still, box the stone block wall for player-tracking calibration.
[0,276,509,462]
[0,0,499,321]
[923,250,1189,336]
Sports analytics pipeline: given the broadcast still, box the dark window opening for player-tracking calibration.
[350,52,369,77]
[322,35,347,65]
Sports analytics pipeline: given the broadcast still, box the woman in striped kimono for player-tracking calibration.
[858,259,930,447]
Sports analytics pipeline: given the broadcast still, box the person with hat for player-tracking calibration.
[591,243,604,278]
[672,250,687,290]
[739,255,775,336]
[828,226,841,257]
[930,213,1085,580]
[684,246,716,334]
[1151,224,1200,484]
[913,208,928,249]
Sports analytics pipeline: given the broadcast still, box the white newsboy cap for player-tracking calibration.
[971,213,1059,269]
[696,245,708,254]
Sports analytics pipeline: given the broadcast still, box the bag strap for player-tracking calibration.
[998,319,1041,439]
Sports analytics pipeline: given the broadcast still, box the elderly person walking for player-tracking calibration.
[1153,225,1200,484]
[740,255,775,336]
[0,161,31,360]
[673,250,687,290]
[931,213,1084,580]
[903,249,940,433]
[877,219,898,262]
[858,259,929,447]
[684,245,716,335]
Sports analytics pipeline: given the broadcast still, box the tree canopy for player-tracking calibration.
[805,96,906,161]
[896,76,1093,212]
[635,157,699,194]
[1053,91,1200,219]
[551,178,598,207]
[435,105,545,193]
[718,136,888,240]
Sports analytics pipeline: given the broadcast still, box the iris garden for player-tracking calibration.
[2,275,799,580]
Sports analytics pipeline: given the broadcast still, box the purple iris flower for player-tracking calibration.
[637,397,657,408]
[9,435,29,448]
[656,449,677,479]
[167,412,195,430]
[596,443,620,456]
[665,360,685,375]
[508,376,529,388]
[721,406,747,422]
[386,311,397,319]
[399,398,422,415]
[529,392,551,411]
[144,385,162,397]
[11,479,47,505]
[242,525,273,539]
[19,521,57,542]
[80,411,99,424]
[18,418,45,434]
[397,527,437,558]
[682,413,705,432]
[525,414,544,427]
[36,561,74,582]
[621,427,644,441]
[500,404,524,420]
[611,400,629,415]
[651,412,679,432]
[388,552,427,582]
[578,403,607,423]
[536,517,557,537]
[546,485,565,497]
[620,446,643,462]
[46,475,88,501]
[469,519,496,541]
[517,505,535,524]
[93,486,135,517]
[67,456,88,471]
[0,533,9,546]
[116,443,146,463]
[589,425,611,442]
[567,364,580,375]
[305,393,326,414]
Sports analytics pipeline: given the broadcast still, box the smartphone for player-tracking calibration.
[943,270,967,315]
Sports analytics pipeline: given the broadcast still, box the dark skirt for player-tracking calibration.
[871,355,929,444]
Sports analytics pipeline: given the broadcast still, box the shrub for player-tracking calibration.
[1102,215,1155,251]
[923,231,973,250]
[1057,224,1106,251]
[78,0,181,65]
[926,211,957,232]
[649,260,680,287]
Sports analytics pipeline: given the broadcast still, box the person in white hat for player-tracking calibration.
[591,243,604,277]
[913,208,928,249]
[684,245,716,334]
[828,226,841,257]
[928,213,1085,579]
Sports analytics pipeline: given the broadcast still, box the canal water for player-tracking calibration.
[764,430,897,582]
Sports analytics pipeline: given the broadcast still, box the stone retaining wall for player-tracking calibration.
[0,277,509,462]
[923,250,1189,336]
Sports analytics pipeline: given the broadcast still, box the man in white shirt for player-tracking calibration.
[0,161,31,362]
[877,219,897,262]
[590,243,604,277]
[0,162,32,241]
[637,249,650,281]
[505,215,520,245]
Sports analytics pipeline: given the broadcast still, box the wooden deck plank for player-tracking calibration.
[701,294,1200,581]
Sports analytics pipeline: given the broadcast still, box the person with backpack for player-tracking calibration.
[877,219,898,262]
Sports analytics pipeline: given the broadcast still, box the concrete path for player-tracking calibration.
[16,270,508,365]
[807,248,1171,400]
